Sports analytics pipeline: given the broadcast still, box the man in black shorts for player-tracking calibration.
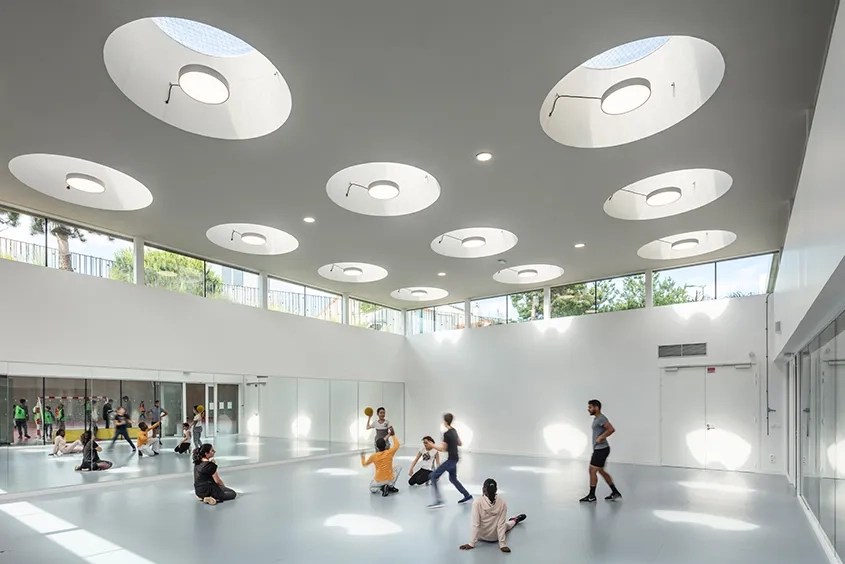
[580,399,622,502]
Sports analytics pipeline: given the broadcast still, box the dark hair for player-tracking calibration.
[56,429,65,437]
[138,422,148,432]
[80,431,92,445]
[422,436,434,444]
[154,399,160,403]
[19,398,25,404]
[183,422,190,429]
[443,413,454,426]
[193,443,213,465]
[483,478,498,504]
[377,407,385,414]
[375,438,387,452]
[588,399,602,410]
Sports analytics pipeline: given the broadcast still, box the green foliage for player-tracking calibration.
[110,247,222,297]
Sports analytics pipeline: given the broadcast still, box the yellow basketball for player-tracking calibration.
[364,407,374,417]
[196,405,204,413]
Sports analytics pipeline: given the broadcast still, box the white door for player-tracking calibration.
[661,367,706,468]
[703,366,758,472]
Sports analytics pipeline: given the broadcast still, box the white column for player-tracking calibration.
[645,269,654,308]
[543,287,551,319]
[132,237,144,285]
[259,271,269,309]
[342,293,350,324]
[402,309,408,336]
[464,298,472,329]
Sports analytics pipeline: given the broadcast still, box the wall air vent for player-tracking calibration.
[658,343,707,358]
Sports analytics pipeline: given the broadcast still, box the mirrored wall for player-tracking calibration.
[797,309,845,558]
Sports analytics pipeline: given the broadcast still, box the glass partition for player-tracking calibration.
[716,253,774,298]
[207,261,261,307]
[654,263,715,304]
[349,298,403,334]
[305,287,342,322]
[268,277,306,315]
[507,290,543,323]
[143,245,205,296]
[470,296,507,327]
[0,206,47,266]
[550,282,596,318]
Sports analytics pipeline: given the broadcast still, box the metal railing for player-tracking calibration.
[1,237,116,278]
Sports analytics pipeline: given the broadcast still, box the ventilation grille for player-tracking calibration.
[658,343,707,358]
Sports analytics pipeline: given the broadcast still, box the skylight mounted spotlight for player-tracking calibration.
[345,180,400,201]
[166,64,231,105]
[66,173,106,194]
[230,230,266,246]
[437,233,488,249]
[547,77,652,118]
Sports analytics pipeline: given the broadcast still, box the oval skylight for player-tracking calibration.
[153,17,255,58]
[637,230,737,260]
[582,37,670,70]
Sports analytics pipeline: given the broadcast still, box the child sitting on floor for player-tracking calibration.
[361,436,402,497]
[137,421,161,457]
[49,429,83,456]
[175,422,192,454]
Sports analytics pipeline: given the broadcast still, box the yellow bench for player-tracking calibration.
[65,428,141,441]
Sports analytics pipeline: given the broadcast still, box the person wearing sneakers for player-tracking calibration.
[136,421,161,457]
[361,435,402,496]
[193,443,237,505]
[580,399,622,503]
[408,435,440,486]
[460,478,526,553]
[428,413,472,508]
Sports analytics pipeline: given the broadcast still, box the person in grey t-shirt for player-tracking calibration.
[148,400,167,440]
[580,399,622,503]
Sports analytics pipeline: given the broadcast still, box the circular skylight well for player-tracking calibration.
[604,169,733,220]
[431,228,518,259]
[104,17,291,140]
[540,36,725,148]
[318,262,388,284]
[326,163,441,217]
[493,264,564,285]
[206,223,299,255]
[637,230,737,260]
[390,287,449,302]
[9,154,153,211]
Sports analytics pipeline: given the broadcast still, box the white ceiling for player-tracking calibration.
[0,1,835,307]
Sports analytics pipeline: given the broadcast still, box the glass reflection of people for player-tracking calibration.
[102,398,113,429]
[191,406,205,449]
[109,406,136,452]
[14,399,30,442]
[43,405,54,441]
[50,429,83,456]
[57,403,66,433]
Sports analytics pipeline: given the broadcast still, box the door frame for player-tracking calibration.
[659,362,761,472]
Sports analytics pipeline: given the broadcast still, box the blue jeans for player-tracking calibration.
[430,458,470,502]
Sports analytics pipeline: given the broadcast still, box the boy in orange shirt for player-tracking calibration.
[361,435,401,497]
[137,421,161,457]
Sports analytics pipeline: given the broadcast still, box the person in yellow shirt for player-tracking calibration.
[361,435,402,497]
[136,421,161,457]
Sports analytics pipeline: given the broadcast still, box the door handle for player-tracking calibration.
[706,424,716,430]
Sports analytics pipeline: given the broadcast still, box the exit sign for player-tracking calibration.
[707,367,716,373]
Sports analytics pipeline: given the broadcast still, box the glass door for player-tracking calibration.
[156,382,184,438]
[205,384,216,437]
[217,384,239,435]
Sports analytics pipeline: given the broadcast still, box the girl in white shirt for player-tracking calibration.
[459,478,526,553]
[49,429,83,456]
[408,436,440,485]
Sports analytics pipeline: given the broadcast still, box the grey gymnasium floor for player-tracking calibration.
[0,443,829,564]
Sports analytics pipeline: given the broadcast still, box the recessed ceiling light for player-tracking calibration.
[303,217,316,223]
[437,272,446,277]
[65,173,105,194]
[240,232,266,246]
[475,152,493,162]
[178,64,230,105]
[646,187,683,207]
[343,267,364,277]
[367,180,400,200]
[411,289,428,297]
[671,238,699,251]
[517,268,539,279]
[461,236,487,249]
[574,243,586,249]
[601,78,651,115]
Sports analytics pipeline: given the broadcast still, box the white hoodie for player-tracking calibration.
[469,495,509,548]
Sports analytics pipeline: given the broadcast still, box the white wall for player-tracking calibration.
[774,3,845,358]
[0,259,405,382]
[405,295,786,474]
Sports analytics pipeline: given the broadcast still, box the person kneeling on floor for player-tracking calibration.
[137,421,161,457]
[193,443,237,505]
[361,435,402,497]
[459,478,526,553]
[75,431,113,471]
[174,422,192,454]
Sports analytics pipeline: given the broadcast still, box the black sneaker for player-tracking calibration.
[389,486,399,493]
[381,486,389,497]
[579,494,597,503]
[512,514,527,524]
[605,492,622,501]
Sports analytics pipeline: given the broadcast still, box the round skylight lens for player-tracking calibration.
[66,173,105,194]
[517,269,539,279]
[601,78,651,115]
[240,232,266,246]
[303,217,316,223]
[461,236,487,249]
[367,180,400,200]
[646,187,683,207]
[671,238,700,251]
[475,152,493,162]
[411,289,428,297]
[178,65,230,105]
[343,267,364,277]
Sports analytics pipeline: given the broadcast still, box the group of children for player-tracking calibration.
[360,408,527,553]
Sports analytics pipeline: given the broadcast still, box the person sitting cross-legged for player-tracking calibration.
[361,436,402,497]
